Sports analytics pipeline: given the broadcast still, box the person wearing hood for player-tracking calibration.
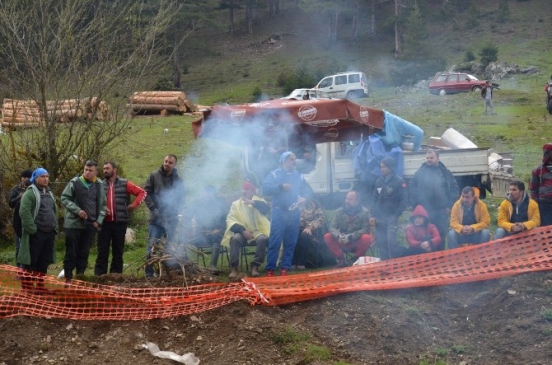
[262,151,310,277]
[404,205,441,256]
[324,190,373,267]
[18,168,58,294]
[447,186,491,248]
[369,157,408,259]
[61,160,106,282]
[495,180,540,239]
[144,154,185,278]
[409,149,459,246]
[530,143,552,226]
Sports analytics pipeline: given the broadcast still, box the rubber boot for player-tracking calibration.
[251,265,260,277]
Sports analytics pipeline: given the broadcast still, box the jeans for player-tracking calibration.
[447,229,490,249]
[374,216,400,260]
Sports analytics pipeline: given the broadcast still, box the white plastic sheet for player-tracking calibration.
[142,342,200,365]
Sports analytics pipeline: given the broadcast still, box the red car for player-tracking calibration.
[429,73,487,96]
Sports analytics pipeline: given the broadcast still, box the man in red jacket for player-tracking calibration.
[95,161,146,276]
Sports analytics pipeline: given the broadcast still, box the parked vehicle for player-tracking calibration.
[281,88,332,100]
[314,71,369,99]
[429,73,487,96]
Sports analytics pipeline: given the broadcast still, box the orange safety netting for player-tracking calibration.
[1,226,551,320]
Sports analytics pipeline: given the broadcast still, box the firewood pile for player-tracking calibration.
[1,97,109,129]
[127,91,197,115]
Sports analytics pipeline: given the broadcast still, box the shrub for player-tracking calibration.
[497,0,511,23]
[479,42,499,66]
[464,50,476,62]
[251,85,262,101]
[276,66,318,95]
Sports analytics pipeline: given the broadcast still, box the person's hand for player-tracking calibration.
[242,230,254,241]
[297,197,307,207]
[127,205,137,214]
[369,218,376,226]
[461,225,473,235]
[338,234,347,244]
[512,223,525,232]
[420,241,431,251]
[78,210,88,220]
[212,229,220,235]
[243,198,254,206]
[92,221,100,231]
[303,227,312,235]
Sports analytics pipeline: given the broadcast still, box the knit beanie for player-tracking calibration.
[380,157,396,172]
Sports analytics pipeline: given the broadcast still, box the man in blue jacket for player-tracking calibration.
[262,151,310,276]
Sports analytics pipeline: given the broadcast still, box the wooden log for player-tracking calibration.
[129,95,185,106]
[127,103,184,113]
[132,91,186,99]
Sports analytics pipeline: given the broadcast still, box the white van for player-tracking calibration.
[315,71,369,99]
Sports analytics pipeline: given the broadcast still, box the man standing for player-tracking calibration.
[222,181,270,279]
[447,186,491,248]
[9,169,33,264]
[187,185,228,273]
[409,150,459,246]
[94,161,146,276]
[144,154,185,277]
[530,143,552,226]
[324,191,374,267]
[370,157,408,259]
[17,168,57,294]
[61,160,106,282]
[262,151,310,277]
[495,180,540,239]
[481,80,496,115]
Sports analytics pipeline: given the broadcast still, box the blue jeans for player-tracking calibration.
[266,208,300,270]
[447,229,490,249]
[145,223,177,277]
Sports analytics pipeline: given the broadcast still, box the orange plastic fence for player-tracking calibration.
[0,226,551,320]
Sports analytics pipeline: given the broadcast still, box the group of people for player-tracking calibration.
[9,142,552,286]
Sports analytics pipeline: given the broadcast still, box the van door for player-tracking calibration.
[317,76,339,98]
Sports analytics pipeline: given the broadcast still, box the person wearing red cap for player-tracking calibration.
[221,181,270,278]
[530,143,552,226]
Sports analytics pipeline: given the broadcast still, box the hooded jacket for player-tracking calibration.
[497,192,540,232]
[405,205,441,249]
[530,145,552,204]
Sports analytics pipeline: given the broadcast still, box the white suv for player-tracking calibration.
[315,71,369,99]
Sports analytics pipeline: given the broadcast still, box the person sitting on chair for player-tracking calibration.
[292,199,326,270]
[324,191,374,267]
[221,181,270,279]
[447,186,491,248]
[404,205,442,256]
[187,185,229,273]
[494,180,540,239]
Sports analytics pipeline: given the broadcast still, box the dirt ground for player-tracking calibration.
[0,269,551,365]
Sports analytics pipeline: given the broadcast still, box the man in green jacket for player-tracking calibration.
[61,160,106,282]
[17,168,58,294]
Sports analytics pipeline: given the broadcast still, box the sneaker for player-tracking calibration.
[279,268,288,276]
[266,270,275,277]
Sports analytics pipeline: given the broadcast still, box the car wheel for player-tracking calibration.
[547,99,552,115]
[346,91,358,100]
[438,89,446,96]
[472,86,482,92]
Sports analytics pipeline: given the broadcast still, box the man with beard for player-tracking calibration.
[61,160,106,282]
[324,190,374,267]
[409,150,459,247]
[144,154,185,277]
[94,161,146,276]
[496,180,540,239]
[447,186,491,248]
[370,157,408,259]
[530,143,552,226]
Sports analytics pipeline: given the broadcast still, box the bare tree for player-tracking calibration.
[0,0,178,181]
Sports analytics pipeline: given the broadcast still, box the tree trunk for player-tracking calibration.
[229,0,234,35]
[395,0,401,58]
[371,0,376,36]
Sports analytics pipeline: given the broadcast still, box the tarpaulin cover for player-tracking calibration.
[192,98,384,145]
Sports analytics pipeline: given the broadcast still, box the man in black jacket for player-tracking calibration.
[370,157,408,259]
[144,154,185,277]
[409,150,459,248]
[9,169,33,265]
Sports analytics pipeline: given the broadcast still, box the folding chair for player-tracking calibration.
[240,243,257,272]
[195,245,229,270]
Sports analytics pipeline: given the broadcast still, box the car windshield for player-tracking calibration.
[288,89,307,98]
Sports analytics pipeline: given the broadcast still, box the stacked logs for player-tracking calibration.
[1,98,109,129]
[127,91,197,115]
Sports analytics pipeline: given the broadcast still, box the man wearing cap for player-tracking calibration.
[409,150,459,246]
[262,151,311,276]
[530,143,552,226]
[481,80,496,115]
[61,160,106,282]
[447,186,491,248]
[221,181,270,279]
[9,169,33,264]
[17,168,58,294]
[369,157,408,259]
[94,161,146,276]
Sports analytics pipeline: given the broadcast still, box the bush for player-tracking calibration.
[251,85,262,101]
[276,67,318,95]
[479,42,499,66]
[464,50,476,62]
